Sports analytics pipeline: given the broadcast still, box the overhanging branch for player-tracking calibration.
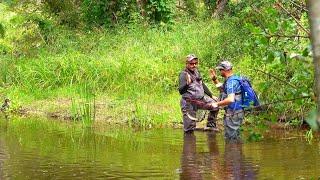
[252,68,298,89]
[265,34,310,38]
[276,2,310,36]
[288,0,308,12]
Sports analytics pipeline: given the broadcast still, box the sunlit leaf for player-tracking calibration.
[306,108,319,131]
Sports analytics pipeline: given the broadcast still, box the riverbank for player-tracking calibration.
[0,15,245,128]
[3,92,310,133]
[5,90,182,128]
[0,2,314,128]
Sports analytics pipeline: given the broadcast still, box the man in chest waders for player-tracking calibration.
[209,60,244,140]
[178,54,219,133]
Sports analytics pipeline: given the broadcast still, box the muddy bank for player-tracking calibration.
[1,97,310,131]
[2,97,182,128]
[10,98,134,123]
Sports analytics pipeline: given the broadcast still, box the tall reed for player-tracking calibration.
[70,84,96,127]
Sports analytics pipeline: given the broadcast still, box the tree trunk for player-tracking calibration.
[213,0,228,18]
[137,0,147,18]
[184,0,197,16]
[307,0,320,127]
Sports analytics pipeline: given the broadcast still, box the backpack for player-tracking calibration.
[226,76,260,109]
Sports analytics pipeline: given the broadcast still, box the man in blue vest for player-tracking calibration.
[178,54,219,133]
[209,60,244,140]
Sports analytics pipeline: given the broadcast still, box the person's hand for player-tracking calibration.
[186,74,192,85]
[209,69,217,80]
[210,102,218,108]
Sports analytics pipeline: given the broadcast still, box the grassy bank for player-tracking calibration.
[0,11,244,127]
[0,2,314,128]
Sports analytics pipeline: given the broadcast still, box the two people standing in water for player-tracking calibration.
[178,54,244,140]
[178,54,258,178]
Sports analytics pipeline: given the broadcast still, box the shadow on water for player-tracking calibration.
[180,132,258,179]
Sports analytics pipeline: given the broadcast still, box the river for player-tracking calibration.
[0,118,319,179]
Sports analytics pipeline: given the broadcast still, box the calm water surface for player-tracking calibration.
[0,118,319,179]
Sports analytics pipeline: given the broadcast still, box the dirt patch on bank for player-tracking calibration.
[10,96,182,128]
[14,97,129,124]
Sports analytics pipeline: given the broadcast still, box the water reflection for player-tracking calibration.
[0,119,182,179]
[2,118,320,179]
[0,138,5,179]
[224,140,258,179]
[180,132,258,179]
[180,133,202,179]
[0,120,8,179]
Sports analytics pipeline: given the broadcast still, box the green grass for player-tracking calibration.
[70,84,96,127]
[0,2,315,128]
[1,5,243,127]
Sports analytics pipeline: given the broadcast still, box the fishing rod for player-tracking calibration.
[193,95,311,121]
[194,68,311,121]
[248,95,311,111]
[225,95,312,118]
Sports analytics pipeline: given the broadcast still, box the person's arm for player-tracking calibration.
[178,72,190,95]
[211,79,238,108]
[217,94,235,106]
[209,69,222,87]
